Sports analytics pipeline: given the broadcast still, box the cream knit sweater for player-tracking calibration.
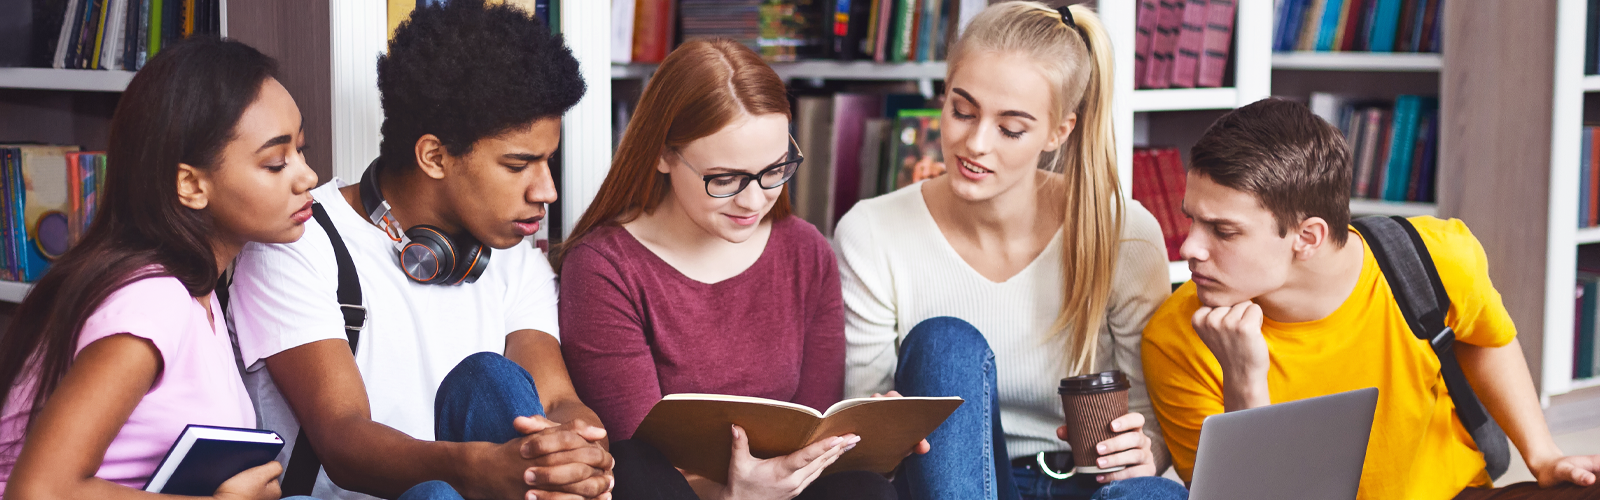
[835,183,1172,460]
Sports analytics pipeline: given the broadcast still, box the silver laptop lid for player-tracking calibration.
[1189,387,1379,500]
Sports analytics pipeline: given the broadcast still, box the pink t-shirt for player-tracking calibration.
[0,276,255,493]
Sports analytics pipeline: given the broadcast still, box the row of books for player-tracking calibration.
[1574,272,1600,379]
[1131,148,1191,262]
[0,0,222,71]
[1309,93,1439,203]
[1135,0,1238,90]
[788,93,940,235]
[0,145,105,283]
[1273,0,1442,53]
[613,0,987,65]
[1577,127,1600,228]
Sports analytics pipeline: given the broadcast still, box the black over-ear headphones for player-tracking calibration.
[360,162,491,285]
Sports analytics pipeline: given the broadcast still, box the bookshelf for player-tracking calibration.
[1444,0,1600,417]
[614,61,950,82]
[0,68,136,92]
[1270,51,1442,72]
[1348,199,1438,217]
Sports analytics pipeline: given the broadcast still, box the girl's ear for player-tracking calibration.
[1044,112,1078,152]
[657,148,674,175]
[176,163,210,210]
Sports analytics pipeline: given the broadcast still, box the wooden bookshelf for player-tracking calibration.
[1271,51,1442,72]
[0,68,135,92]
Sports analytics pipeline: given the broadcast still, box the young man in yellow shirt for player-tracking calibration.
[1141,98,1600,499]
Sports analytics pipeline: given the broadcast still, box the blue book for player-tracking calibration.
[1585,127,1593,228]
[1278,0,1309,51]
[143,425,284,496]
[1367,0,1401,52]
[1381,95,1424,201]
[1313,0,1345,51]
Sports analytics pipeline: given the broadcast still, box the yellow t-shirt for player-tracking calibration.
[1141,217,1517,500]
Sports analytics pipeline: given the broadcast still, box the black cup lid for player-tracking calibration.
[1059,370,1130,394]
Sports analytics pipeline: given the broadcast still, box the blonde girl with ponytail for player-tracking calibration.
[834,3,1185,499]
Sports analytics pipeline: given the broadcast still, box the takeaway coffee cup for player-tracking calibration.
[1058,370,1132,475]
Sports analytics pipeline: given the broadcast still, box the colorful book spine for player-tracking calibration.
[1590,127,1600,225]
[1579,276,1598,378]
[1294,0,1324,51]
[1367,0,1400,52]
[1313,0,1344,51]
[891,0,918,63]
[1382,95,1423,201]
[1147,0,1185,89]
[1582,126,1591,228]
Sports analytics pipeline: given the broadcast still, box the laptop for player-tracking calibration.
[1188,387,1380,500]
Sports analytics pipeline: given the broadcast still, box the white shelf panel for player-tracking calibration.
[0,280,32,303]
[1570,377,1600,392]
[1130,87,1239,112]
[612,61,948,81]
[1584,75,1600,92]
[1578,227,1600,245]
[0,68,135,92]
[1349,199,1438,217]
[1168,261,1190,284]
[1271,52,1442,72]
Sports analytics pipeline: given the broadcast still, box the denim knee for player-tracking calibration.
[899,316,991,369]
[1090,476,1189,500]
[434,352,544,444]
[439,352,537,397]
[395,480,465,500]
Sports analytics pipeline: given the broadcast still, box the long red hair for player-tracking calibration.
[551,38,792,271]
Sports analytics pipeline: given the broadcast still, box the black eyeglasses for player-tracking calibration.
[674,135,805,198]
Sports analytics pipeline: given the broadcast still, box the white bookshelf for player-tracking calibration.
[1168,261,1190,284]
[1129,88,1241,112]
[0,281,32,303]
[1578,226,1600,245]
[1271,51,1442,72]
[614,61,948,82]
[0,68,135,92]
[1349,199,1439,217]
[1582,75,1600,92]
[1538,0,1594,398]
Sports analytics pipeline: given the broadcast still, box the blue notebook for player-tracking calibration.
[142,425,284,496]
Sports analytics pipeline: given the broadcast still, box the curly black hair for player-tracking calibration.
[376,0,585,174]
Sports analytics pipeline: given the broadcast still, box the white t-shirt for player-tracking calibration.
[228,179,560,500]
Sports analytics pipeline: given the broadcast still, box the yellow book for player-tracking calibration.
[1331,0,1351,50]
[91,0,111,69]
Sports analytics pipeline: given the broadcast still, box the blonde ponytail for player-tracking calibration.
[949,2,1124,376]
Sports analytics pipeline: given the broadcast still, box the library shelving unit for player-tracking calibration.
[1102,0,1275,284]
[1443,0,1600,424]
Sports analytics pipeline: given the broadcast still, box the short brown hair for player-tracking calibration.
[1189,97,1352,246]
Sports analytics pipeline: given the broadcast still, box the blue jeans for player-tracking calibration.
[371,351,554,500]
[893,317,1187,500]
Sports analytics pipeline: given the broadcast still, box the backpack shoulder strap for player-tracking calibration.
[281,201,366,497]
[1351,215,1510,480]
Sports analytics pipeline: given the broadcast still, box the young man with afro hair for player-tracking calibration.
[228,2,614,499]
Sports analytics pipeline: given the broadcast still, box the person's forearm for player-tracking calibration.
[310,414,488,498]
[1221,368,1271,412]
[1456,339,1565,467]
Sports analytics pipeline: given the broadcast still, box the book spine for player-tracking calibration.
[74,0,100,68]
[892,0,916,63]
[1170,0,1207,88]
[7,150,22,281]
[1313,0,1343,51]
[1136,0,1159,88]
[0,149,13,281]
[1581,279,1597,377]
[1338,0,1365,51]
[1586,0,1595,71]
[1382,96,1419,201]
[1367,0,1399,52]
[90,0,110,69]
[1393,0,1416,52]
[1584,126,1593,228]
[1329,0,1350,50]
[1416,111,1438,201]
[1148,0,1185,89]
[1590,127,1600,225]
[1133,149,1178,261]
[147,0,161,57]
[1354,107,1381,197]
[1158,148,1191,261]
[1294,0,1323,51]
[1196,0,1234,88]
[54,0,82,69]
[873,0,893,62]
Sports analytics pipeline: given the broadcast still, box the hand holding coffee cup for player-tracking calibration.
[1054,371,1158,483]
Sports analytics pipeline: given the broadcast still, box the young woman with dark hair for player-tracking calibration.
[0,38,317,499]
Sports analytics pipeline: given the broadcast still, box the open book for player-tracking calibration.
[143,425,284,495]
[632,394,963,484]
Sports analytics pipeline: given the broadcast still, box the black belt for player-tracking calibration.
[1012,451,1074,479]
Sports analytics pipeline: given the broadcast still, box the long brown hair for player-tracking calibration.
[550,38,791,271]
[949,3,1122,375]
[0,38,277,438]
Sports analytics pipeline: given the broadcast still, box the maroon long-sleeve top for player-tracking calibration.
[558,216,845,440]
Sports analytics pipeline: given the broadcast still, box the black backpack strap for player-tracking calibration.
[281,202,366,497]
[1352,215,1510,480]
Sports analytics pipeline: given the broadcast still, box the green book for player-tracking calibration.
[890,0,918,63]
[148,0,163,58]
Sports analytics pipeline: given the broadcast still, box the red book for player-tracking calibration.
[631,0,675,64]
[1338,0,1367,51]
[1169,0,1207,88]
[1146,0,1187,89]
[830,93,884,225]
[1149,148,1191,261]
[873,0,893,63]
[1135,0,1160,89]
[1131,150,1177,260]
[1196,0,1235,88]
[1590,127,1599,225]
